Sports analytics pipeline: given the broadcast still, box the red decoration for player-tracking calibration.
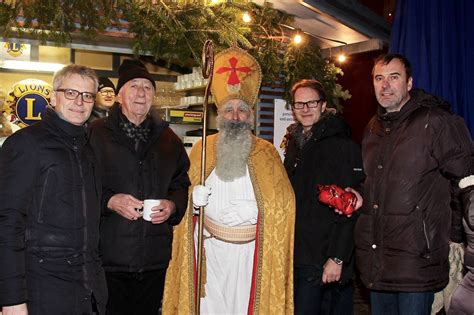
[216,56,252,85]
[317,184,357,216]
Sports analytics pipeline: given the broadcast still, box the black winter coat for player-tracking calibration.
[89,105,190,272]
[284,114,365,283]
[356,89,474,292]
[0,108,107,314]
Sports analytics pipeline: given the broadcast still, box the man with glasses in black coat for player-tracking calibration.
[283,79,364,315]
[0,65,107,314]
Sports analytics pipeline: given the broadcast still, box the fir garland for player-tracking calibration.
[0,0,350,109]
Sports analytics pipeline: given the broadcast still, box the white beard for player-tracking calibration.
[215,118,253,182]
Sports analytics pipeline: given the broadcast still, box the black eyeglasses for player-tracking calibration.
[99,90,115,96]
[55,88,96,103]
[292,99,323,110]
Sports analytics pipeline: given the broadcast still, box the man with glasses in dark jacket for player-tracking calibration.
[283,79,364,315]
[0,65,107,314]
[89,59,190,314]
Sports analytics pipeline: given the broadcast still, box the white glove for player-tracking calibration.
[219,199,258,227]
[192,185,212,208]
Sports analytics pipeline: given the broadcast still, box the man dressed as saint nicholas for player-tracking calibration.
[162,46,295,314]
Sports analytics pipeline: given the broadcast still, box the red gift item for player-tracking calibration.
[317,184,357,216]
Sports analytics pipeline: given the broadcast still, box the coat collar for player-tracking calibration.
[372,89,450,135]
[104,103,169,140]
[102,104,170,156]
[43,107,87,139]
[376,89,450,124]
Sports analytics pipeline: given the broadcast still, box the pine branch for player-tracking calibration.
[0,0,350,107]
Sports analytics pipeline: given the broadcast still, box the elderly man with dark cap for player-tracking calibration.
[89,59,190,314]
[89,77,116,121]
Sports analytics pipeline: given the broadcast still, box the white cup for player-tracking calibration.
[143,199,161,221]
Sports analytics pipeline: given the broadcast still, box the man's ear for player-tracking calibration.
[321,101,327,113]
[407,76,413,91]
[50,91,57,108]
[115,91,122,104]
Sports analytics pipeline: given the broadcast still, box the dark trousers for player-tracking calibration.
[370,290,435,315]
[105,269,166,315]
[294,266,354,315]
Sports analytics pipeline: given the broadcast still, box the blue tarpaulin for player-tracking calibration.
[389,0,474,137]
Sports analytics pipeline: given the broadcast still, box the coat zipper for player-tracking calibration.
[75,147,91,292]
[422,219,430,250]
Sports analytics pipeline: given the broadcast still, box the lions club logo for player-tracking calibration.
[4,42,27,58]
[4,79,52,128]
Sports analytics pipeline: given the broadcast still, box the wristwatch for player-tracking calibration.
[331,257,343,265]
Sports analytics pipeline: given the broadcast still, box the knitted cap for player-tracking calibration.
[116,59,156,93]
[98,77,115,92]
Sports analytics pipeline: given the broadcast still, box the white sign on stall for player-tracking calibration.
[273,98,295,161]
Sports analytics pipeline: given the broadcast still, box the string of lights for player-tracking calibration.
[239,11,349,63]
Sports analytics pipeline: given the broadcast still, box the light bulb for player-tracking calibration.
[293,34,302,44]
[242,12,251,23]
[338,54,346,63]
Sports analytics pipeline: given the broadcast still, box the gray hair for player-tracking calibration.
[53,64,99,92]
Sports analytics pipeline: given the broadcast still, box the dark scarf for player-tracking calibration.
[118,111,151,144]
[281,113,334,155]
[281,122,308,156]
[295,125,313,149]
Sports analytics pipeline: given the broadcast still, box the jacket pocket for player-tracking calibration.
[383,205,430,257]
[416,206,431,257]
[36,166,79,229]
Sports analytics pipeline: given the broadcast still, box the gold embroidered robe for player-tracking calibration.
[162,134,295,314]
